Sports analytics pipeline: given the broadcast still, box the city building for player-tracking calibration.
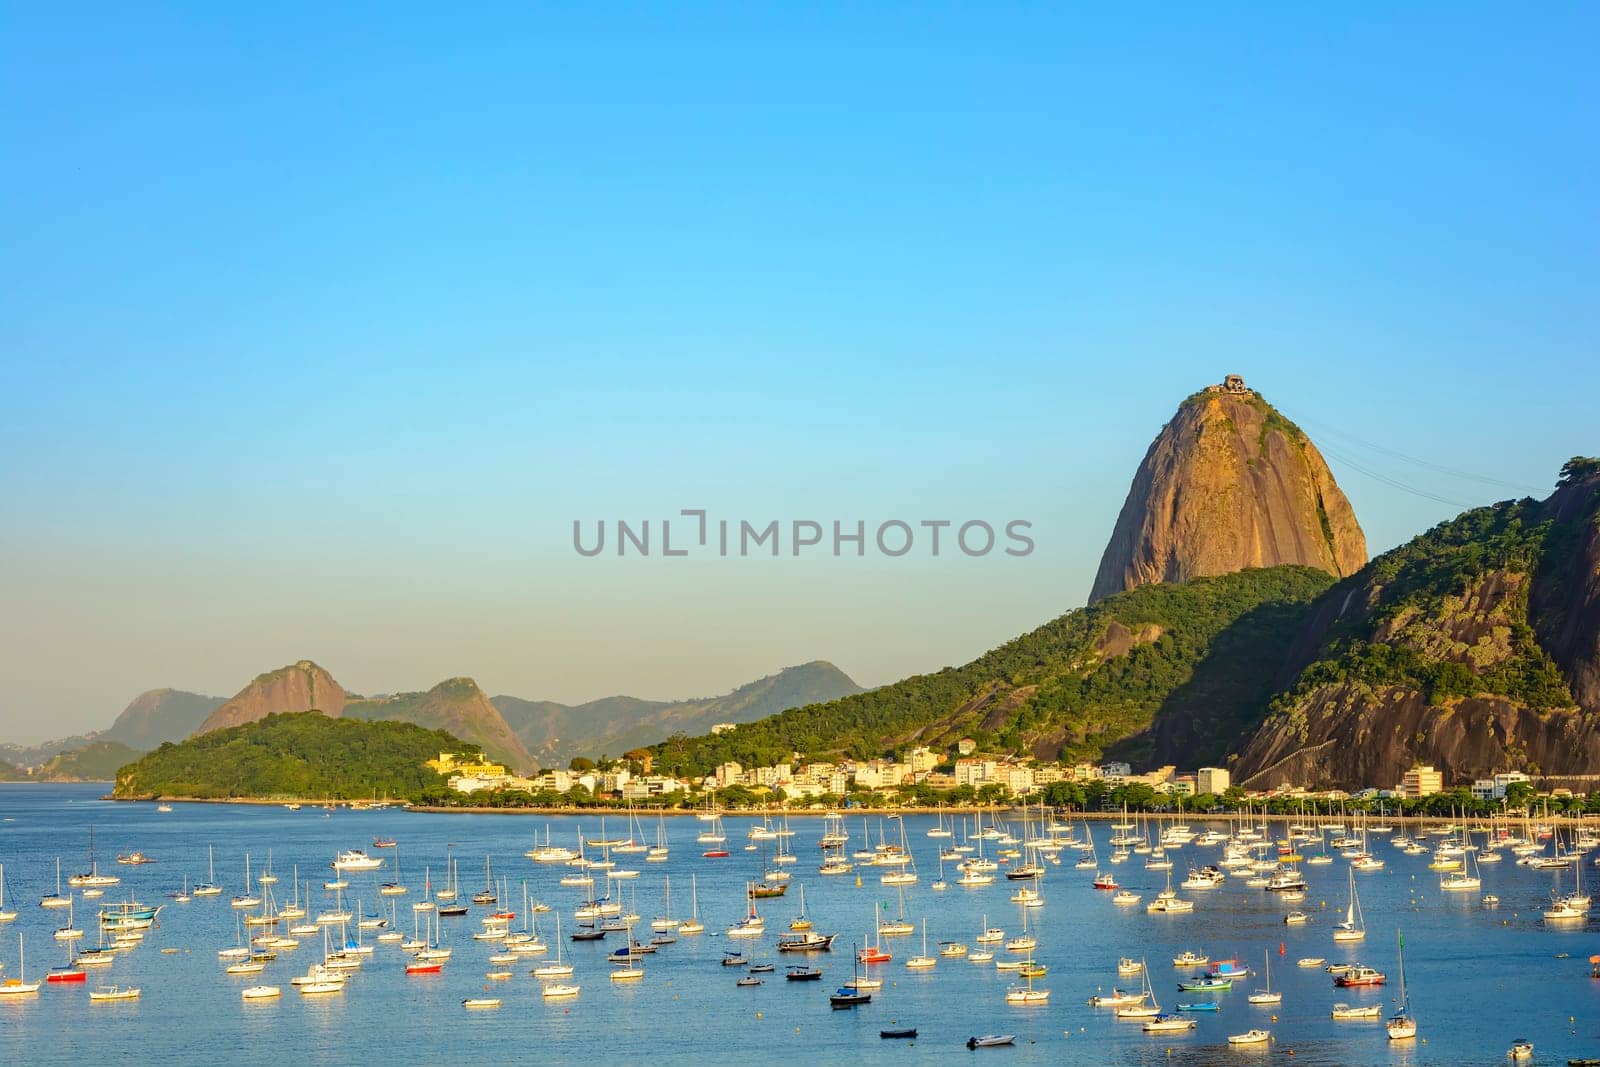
[1400,764,1444,799]
[1197,766,1230,794]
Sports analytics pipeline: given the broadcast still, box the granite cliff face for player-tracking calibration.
[1232,460,1600,789]
[195,660,347,735]
[1090,378,1367,602]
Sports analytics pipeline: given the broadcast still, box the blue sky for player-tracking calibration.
[2,4,1596,741]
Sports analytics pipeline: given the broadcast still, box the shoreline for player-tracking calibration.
[96,790,1600,827]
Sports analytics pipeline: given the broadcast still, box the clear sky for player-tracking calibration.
[2,4,1596,743]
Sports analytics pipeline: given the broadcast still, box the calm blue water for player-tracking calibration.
[1,785,1597,1065]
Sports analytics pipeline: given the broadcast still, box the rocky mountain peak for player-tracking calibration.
[1090,376,1368,602]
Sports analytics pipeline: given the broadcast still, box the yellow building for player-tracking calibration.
[1400,764,1444,799]
[427,751,507,777]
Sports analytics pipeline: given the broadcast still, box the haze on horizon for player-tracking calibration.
[3,5,1596,744]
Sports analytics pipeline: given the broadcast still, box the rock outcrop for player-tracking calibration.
[195,660,346,735]
[1232,459,1600,789]
[1090,376,1367,602]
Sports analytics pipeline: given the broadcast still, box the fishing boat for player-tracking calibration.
[1228,1029,1271,1045]
[1334,964,1387,987]
[1177,976,1231,992]
[880,1028,918,1039]
[1331,1002,1382,1019]
[1508,1039,1534,1060]
[1172,950,1209,968]
[1142,1014,1197,1033]
[777,930,835,952]
[1087,988,1146,1007]
[88,984,140,1001]
[1385,929,1416,1040]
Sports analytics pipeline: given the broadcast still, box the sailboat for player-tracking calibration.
[472,854,497,905]
[906,918,935,969]
[650,876,680,932]
[380,847,407,896]
[830,944,872,1007]
[40,858,71,909]
[1247,949,1281,1004]
[879,883,914,935]
[858,903,892,963]
[53,898,83,941]
[231,854,261,909]
[413,868,436,912]
[678,874,705,935]
[648,813,670,862]
[0,865,16,923]
[193,845,223,897]
[1004,941,1050,1004]
[1114,960,1160,1018]
[789,885,812,931]
[1333,866,1365,941]
[67,828,119,887]
[0,934,40,995]
[535,912,576,978]
[1385,929,1416,1040]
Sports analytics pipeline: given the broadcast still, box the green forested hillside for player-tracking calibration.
[114,713,472,800]
[1269,499,1574,713]
[652,566,1335,777]
[39,740,144,781]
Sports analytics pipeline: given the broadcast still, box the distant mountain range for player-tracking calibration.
[492,661,865,769]
[6,660,862,778]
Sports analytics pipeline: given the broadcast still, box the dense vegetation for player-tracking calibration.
[652,566,1335,777]
[39,740,144,781]
[1271,499,1576,715]
[114,712,471,801]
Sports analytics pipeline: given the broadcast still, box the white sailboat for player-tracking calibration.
[193,845,223,897]
[1332,866,1365,942]
[40,857,71,909]
[0,865,16,923]
[1385,929,1416,1040]
[906,918,935,969]
[1247,949,1281,1005]
[678,874,704,935]
[0,934,40,995]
